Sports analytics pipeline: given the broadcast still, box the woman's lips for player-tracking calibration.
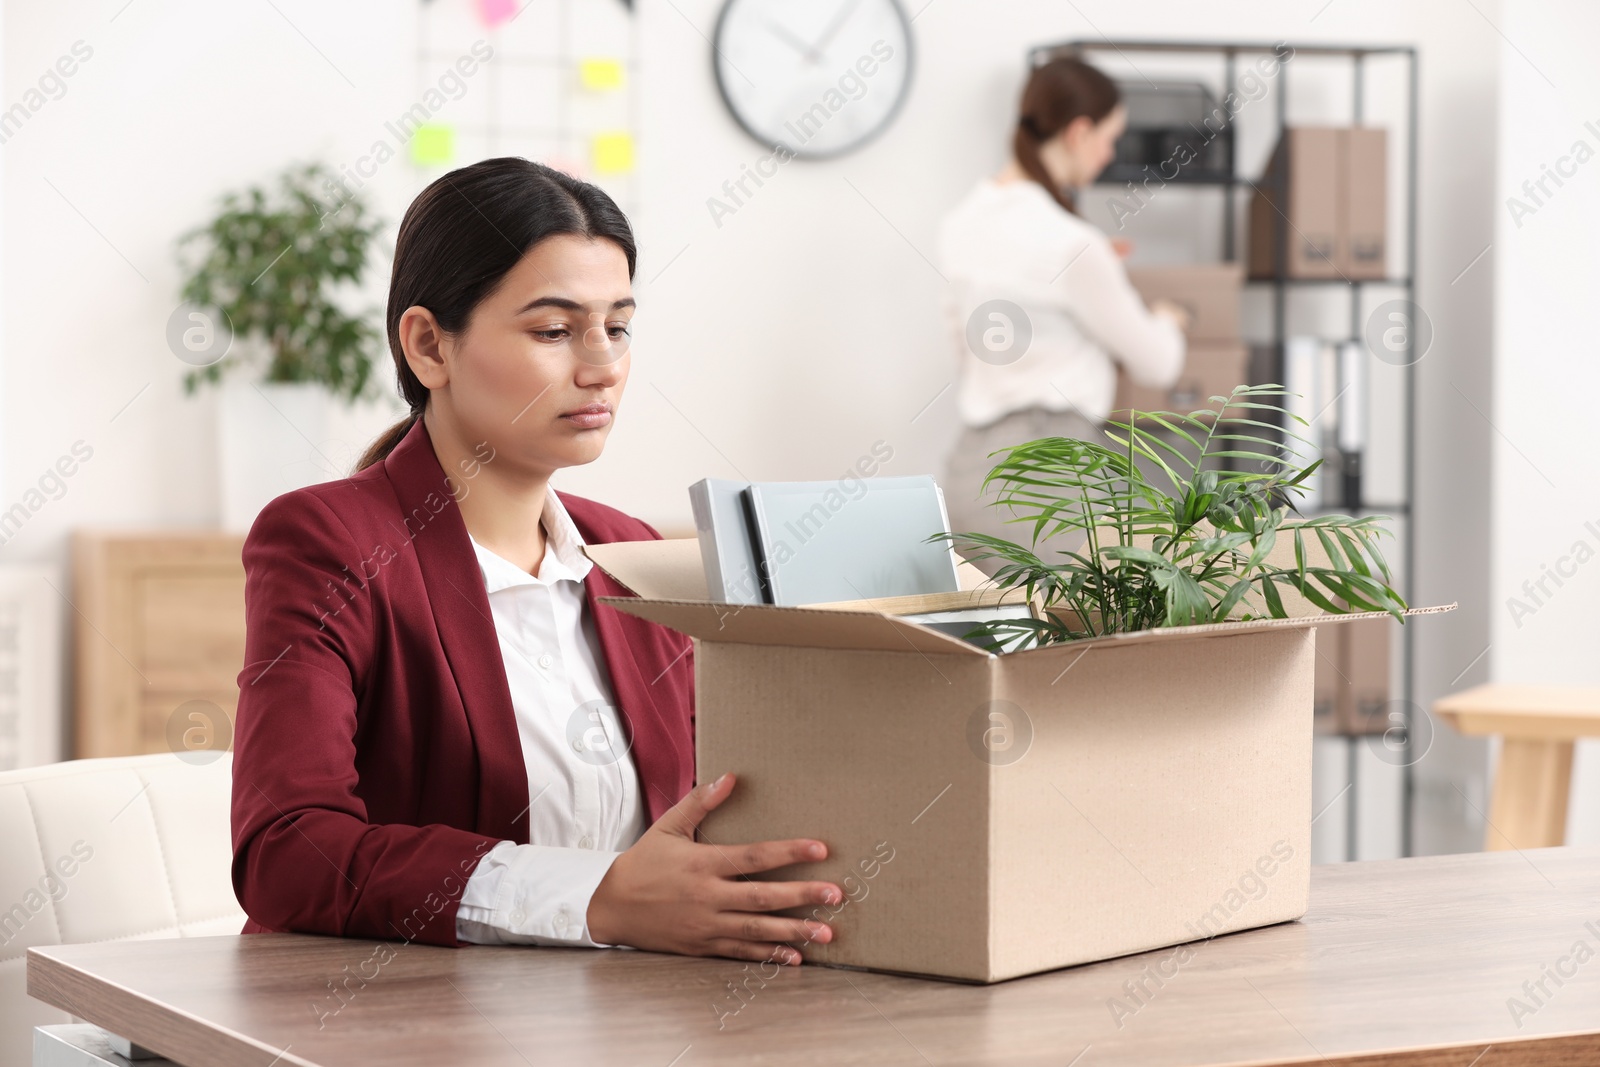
[560,409,612,429]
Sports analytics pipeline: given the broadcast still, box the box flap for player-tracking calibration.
[1017,602,1456,659]
[597,597,991,656]
[583,539,707,600]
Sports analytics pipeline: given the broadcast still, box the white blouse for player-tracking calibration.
[453,485,648,947]
[936,176,1185,428]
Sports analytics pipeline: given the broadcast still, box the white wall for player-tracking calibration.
[1,1,419,558]
[2,0,1499,851]
[1491,1,1600,844]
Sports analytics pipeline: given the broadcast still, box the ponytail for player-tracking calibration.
[1013,115,1078,215]
[354,409,423,473]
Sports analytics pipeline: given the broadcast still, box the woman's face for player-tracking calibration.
[417,234,634,476]
[1051,103,1127,188]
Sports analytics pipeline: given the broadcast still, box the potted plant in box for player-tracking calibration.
[931,384,1408,653]
[175,161,386,531]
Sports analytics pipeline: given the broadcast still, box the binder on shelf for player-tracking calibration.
[1337,340,1367,510]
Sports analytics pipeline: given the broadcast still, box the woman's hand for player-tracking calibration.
[586,772,842,965]
[1150,298,1194,335]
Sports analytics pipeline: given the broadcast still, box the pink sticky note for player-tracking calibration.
[478,0,516,28]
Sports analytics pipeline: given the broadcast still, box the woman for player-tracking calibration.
[937,56,1191,572]
[231,157,842,965]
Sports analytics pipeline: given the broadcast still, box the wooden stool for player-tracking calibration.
[1434,683,1600,851]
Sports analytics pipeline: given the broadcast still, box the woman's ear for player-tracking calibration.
[398,305,451,390]
[1060,113,1098,153]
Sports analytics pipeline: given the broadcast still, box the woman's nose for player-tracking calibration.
[577,316,629,370]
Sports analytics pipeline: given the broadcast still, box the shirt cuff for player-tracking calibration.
[455,839,625,948]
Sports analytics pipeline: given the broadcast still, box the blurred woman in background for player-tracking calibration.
[937,55,1190,574]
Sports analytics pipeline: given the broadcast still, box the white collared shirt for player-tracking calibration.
[454,485,648,947]
[937,176,1185,427]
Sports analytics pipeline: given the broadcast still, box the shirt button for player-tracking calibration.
[572,738,585,753]
[538,653,554,669]
[554,913,569,928]
[578,835,594,849]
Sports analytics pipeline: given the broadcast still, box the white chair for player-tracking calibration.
[0,753,245,1066]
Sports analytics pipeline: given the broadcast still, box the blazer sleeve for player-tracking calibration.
[230,489,500,947]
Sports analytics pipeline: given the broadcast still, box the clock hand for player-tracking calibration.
[763,18,822,64]
[807,0,865,63]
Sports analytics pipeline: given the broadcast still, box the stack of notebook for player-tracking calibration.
[688,476,1035,649]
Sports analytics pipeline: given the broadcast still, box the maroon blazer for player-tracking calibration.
[230,416,695,947]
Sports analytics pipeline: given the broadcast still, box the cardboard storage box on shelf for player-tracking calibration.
[1125,263,1244,342]
[1111,341,1249,417]
[584,536,1453,982]
[1343,127,1388,277]
[1249,126,1389,280]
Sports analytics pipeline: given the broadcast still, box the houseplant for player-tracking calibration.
[932,384,1409,653]
[175,161,386,530]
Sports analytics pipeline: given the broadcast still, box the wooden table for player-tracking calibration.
[1435,683,1600,851]
[28,847,1600,1066]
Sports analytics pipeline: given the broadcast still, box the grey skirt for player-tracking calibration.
[941,406,1106,577]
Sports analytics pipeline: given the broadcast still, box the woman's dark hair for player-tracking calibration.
[1013,55,1121,215]
[354,156,637,472]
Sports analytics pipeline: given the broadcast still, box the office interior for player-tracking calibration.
[0,0,1595,1061]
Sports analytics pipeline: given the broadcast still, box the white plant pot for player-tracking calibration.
[217,379,336,533]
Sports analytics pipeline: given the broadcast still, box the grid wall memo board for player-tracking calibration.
[414,0,640,216]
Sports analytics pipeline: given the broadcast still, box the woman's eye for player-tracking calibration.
[608,325,631,339]
[533,328,569,341]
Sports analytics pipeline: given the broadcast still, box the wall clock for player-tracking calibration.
[711,0,914,159]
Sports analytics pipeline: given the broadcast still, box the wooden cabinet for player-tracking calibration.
[72,531,246,758]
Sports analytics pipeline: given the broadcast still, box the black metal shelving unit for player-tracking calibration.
[1029,39,1421,860]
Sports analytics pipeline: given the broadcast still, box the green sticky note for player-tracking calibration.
[410,124,455,166]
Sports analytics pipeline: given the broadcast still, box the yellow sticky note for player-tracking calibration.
[579,57,625,92]
[592,131,634,174]
[410,123,455,166]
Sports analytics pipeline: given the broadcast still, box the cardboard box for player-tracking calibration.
[1343,127,1389,279]
[1111,341,1249,417]
[584,538,1452,982]
[1250,127,1340,279]
[1249,126,1389,280]
[1126,263,1244,342]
